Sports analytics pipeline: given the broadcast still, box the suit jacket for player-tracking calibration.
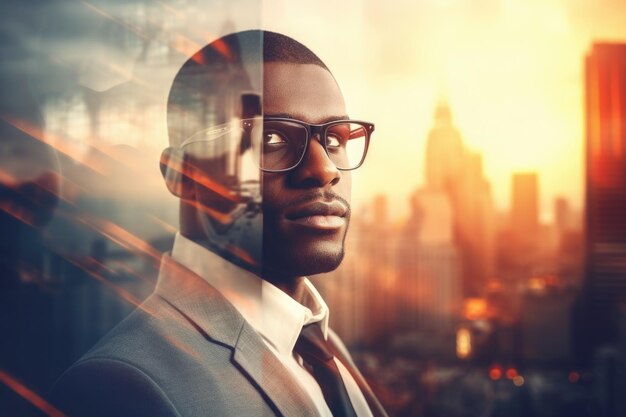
[50,256,388,417]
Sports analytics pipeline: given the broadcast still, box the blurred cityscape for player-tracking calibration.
[0,2,625,417]
[314,42,626,417]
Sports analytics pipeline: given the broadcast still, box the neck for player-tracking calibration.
[265,275,307,304]
[180,205,307,303]
[181,223,307,304]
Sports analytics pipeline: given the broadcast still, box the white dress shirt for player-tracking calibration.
[171,233,373,417]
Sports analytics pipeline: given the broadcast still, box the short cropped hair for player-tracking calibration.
[167,30,329,147]
[261,31,329,70]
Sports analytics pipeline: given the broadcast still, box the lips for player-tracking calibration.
[284,200,348,230]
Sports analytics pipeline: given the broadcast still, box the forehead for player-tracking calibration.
[262,63,347,124]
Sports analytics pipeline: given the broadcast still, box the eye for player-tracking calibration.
[326,134,342,149]
[264,132,288,145]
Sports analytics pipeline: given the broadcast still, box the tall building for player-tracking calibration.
[510,172,539,247]
[521,286,575,364]
[553,197,584,285]
[424,100,496,296]
[509,173,540,275]
[496,173,541,284]
[554,197,572,232]
[584,43,626,347]
[425,101,465,190]
[405,189,462,332]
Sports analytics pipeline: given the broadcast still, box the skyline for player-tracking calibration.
[263,0,626,221]
[2,0,622,222]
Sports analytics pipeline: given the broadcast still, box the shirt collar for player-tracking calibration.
[170,233,329,356]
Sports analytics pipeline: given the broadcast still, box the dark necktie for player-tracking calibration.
[294,324,358,417]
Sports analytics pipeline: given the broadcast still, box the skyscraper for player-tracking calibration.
[511,172,539,251]
[408,189,462,332]
[584,43,626,347]
[424,100,495,296]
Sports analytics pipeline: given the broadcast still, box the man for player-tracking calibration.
[51,30,387,417]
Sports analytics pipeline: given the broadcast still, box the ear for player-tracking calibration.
[160,147,195,199]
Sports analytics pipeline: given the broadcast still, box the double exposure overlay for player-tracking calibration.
[1,1,626,417]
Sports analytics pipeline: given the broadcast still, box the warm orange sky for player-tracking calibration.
[262,0,626,222]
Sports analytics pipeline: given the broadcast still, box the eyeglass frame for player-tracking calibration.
[179,116,375,173]
[253,117,375,173]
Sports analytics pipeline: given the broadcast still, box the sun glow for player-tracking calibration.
[263,0,626,220]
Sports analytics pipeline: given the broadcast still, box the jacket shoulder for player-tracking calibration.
[50,294,244,417]
[50,357,181,417]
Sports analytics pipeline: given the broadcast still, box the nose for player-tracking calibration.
[289,136,340,187]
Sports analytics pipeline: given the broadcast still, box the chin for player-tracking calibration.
[263,241,345,278]
[298,244,345,275]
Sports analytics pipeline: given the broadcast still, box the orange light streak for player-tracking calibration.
[79,215,163,263]
[155,0,185,19]
[160,153,240,203]
[0,201,36,226]
[108,259,154,284]
[53,175,91,204]
[67,256,146,308]
[186,199,235,225]
[185,35,233,63]
[162,334,201,361]
[0,116,106,174]
[190,49,208,65]
[0,168,17,184]
[95,60,150,89]
[170,33,204,61]
[150,215,178,234]
[47,210,163,274]
[80,0,149,41]
[0,169,79,207]
[211,39,233,61]
[226,244,258,268]
[0,369,68,417]
[82,256,117,275]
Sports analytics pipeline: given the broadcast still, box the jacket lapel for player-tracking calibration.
[234,324,319,417]
[155,255,319,417]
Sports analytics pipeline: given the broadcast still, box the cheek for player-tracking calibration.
[261,173,283,210]
[338,171,352,203]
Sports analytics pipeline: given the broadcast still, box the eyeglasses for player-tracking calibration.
[180,117,375,173]
[259,117,374,172]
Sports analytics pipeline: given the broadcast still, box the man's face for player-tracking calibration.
[262,62,351,280]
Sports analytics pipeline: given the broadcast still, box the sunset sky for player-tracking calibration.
[262,0,626,221]
[6,0,624,224]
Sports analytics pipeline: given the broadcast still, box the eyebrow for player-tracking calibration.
[264,113,350,124]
